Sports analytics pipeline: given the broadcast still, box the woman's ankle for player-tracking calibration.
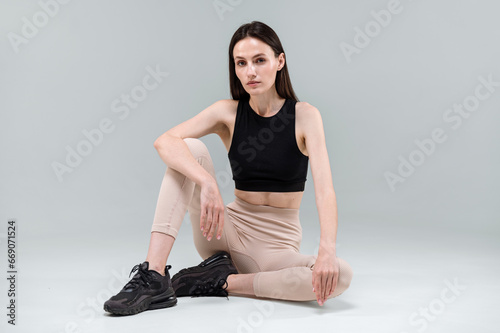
[147,262,166,276]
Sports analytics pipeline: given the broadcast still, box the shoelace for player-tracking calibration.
[191,278,229,299]
[123,264,153,290]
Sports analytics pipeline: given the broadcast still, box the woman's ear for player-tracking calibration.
[278,52,285,71]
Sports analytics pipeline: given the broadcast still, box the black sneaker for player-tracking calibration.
[171,251,238,298]
[103,261,177,315]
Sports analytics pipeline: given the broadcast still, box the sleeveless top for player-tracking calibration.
[227,96,309,192]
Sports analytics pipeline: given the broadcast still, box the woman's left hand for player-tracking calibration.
[312,252,339,306]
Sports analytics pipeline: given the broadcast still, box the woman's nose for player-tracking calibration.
[246,63,256,76]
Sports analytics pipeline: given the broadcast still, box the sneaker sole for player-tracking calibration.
[103,287,177,315]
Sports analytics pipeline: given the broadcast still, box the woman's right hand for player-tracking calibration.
[199,178,225,241]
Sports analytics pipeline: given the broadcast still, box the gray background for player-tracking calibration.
[1,0,499,332]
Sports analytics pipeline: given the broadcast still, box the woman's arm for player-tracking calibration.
[298,102,339,306]
[154,99,233,240]
[153,99,231,186]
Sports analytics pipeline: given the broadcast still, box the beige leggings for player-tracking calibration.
[151,138,353,301]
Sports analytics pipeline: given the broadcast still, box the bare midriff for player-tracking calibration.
[234,189,303,209]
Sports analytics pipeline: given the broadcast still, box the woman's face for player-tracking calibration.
[233,37,284,96]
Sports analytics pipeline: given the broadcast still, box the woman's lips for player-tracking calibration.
[247,81,260,86]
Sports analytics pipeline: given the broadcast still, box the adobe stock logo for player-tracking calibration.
[7,0,73,54]
[384,74,499,192]
[213,0,243,21]
[339,0,422,63]
[51,64,169,182]
[59,265,132,333]
[400,277,467,333]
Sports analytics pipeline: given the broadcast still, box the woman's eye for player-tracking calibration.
[237,61,245,66]
[256,58,265,63]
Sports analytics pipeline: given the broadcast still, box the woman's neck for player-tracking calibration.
[248,89,285,117]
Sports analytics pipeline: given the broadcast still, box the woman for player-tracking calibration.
[104,21,353,316]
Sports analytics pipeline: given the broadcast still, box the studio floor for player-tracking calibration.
[6,217,499,333]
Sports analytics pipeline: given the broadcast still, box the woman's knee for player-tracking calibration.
[328,257,353,298]
[183,138,210,160]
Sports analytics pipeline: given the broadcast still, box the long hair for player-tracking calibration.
[228,21,299,102]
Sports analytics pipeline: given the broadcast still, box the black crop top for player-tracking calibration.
[227,96,309,192]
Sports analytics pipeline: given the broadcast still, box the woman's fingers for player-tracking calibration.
[200,200,226,241]
[314,274,322,305]
[312,257,339,305]
[320,276,325,303]
[324,272,333,301]
[200,208,206,233]
[216,208,224,240]
[207,205,218,241]
[312,270,323,305]
[314,270,337,305]
[330,273,338,296]
[205,204,214,238]
[330,259,339,296]
[201,204,212,238]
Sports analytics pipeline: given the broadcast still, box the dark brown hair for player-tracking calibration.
[228,21,299,102]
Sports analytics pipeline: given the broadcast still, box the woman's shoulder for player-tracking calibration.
[204,98,239,116]
[209,99,239,125]
[295,100,320,117]
[294,101,323,136]
[212,98,239,110]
